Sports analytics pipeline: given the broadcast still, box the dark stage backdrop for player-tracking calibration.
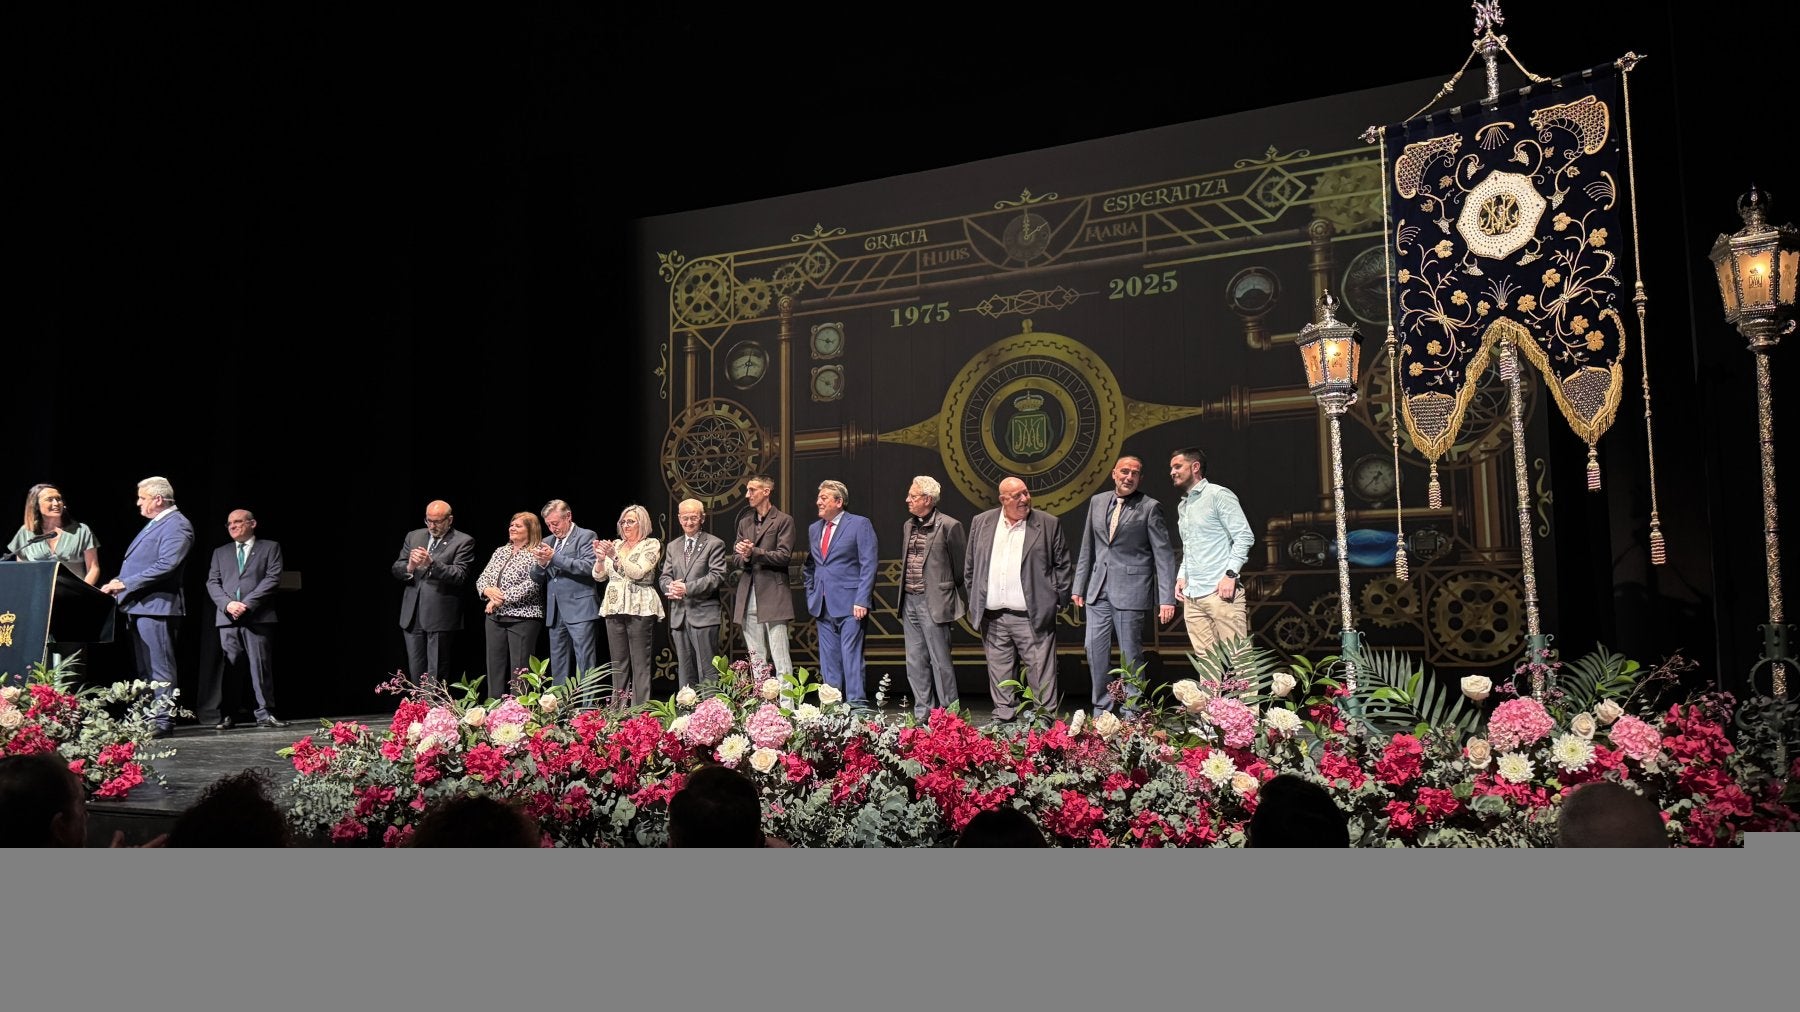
[631,79,1567,701]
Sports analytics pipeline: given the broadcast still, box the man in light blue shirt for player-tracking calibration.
[1170,447,1253,666]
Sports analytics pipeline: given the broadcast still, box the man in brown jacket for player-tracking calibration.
[732,474,796,677]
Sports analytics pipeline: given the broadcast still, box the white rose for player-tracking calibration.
[1067,710,1087,736]
[1460,675,1492,702]
[0,707,22,730]
[818,685,843,707]
[1092,711,1121,740]
[0,686,21,702]
[539,694,559,713]
[670,714,691,736]
[748,747,781,774]
[1170,680,1206,710]
[1569,712,1597,740]
[406,721,423,743]
[1594,699,1624,726]
[717,734,751,765]
[1231,771,1260,796]
[1270,671,1297,699]
[462,706,487,728]
[675,686,698,708]
[1464,737,1492,768]
[759,678,783,702]
[793,704,822,725]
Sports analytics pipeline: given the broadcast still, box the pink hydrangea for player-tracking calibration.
[1608,714,1663,762]
[1487,697,1555,752]
[744,704,794,749]
[490,699,531,729]
[1203,696,1258,750]
[682,697,735,747]
[420,706,461,750]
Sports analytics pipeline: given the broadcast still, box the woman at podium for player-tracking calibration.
[8,484,101,584]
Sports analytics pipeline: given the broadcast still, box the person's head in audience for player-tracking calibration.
[0,753,88,847]
[1246,773,1350,847]
[1557,781,1667,847]
[167,768,292,847]
[411,793,542,847]
[956,806,1048,847]
[668,763,765,847]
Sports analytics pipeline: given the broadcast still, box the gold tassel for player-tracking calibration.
[1394,543,1410,581]
[1586,444,1602,491]
[1649,515,1666,566]
[1428,463,1442,509]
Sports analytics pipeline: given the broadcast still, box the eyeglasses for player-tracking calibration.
[905,493,929,501]
[621,518,639,525]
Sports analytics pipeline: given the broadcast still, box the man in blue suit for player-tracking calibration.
[802,480,877,710]
[202,509,287,730]
[1072,455,1177,716]
[99,476,195,738]
[531,498,600,700]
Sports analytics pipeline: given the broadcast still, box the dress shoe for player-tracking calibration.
[148,727,173,740]
[215,716,237,731]
[256,715,289,729]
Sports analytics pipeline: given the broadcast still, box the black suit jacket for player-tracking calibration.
[392,527,475,631]
[206,538,284,626]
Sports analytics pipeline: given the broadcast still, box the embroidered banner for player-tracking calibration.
[1381,63,1628,488]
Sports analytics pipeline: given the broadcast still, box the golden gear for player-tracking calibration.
[1307,591,1341,638]
[1359,577,1420,629]
[670,258,733,328]
[734,277,772,321]
[1428,571,1524,662]
[1271,613,1315,652]
[660,398,763,510]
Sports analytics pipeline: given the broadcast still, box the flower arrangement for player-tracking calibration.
[278,647,1799,847]
[0,655,184,799]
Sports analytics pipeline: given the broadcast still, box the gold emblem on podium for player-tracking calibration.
[0,609,15,648]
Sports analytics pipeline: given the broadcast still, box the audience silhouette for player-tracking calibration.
[167,768,293,847]
[1246,773,1350,847]
[668,764,770,847]
[411,793,544,847]
[1556,781,1668,848]
[0,753,88,848]
[955,806,1048,847]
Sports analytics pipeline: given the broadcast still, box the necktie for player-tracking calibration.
[428,536,439,554]
[685,537,696,563]
[236,542,247,574]
[1107,497,1122,543]
[819,520,833,559]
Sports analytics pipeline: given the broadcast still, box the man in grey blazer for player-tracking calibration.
[531,498,600,697]
[659,498,728,689]
[391,499,475,683]
[963,476,1072,724]
[202,509,287,729]
[99,475,195,737]
[899,475,966,719]
[1072,455,1177,716]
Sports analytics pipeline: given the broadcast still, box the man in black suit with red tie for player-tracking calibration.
[202,509,287,729]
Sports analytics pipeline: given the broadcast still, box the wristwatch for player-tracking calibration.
[1224,569,1239,579]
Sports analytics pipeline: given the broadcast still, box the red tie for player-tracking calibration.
[819,520,833,559]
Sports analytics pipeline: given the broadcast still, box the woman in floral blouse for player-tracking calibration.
[593,503,663,709]
[475,512,546,700]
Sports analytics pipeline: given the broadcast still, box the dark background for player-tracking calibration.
[11,2,1793,718]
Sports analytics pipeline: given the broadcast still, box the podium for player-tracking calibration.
[0,560,116,679]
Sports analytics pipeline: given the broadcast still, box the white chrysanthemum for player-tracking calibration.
[817,685,843,707]
[489,722,524,747]
[462,706,487,728]
[675,686,698,708]
[717,734,751,765]
[1263,707,1303,737]
[539,694,559,713]
[1200,751,1238,787]
[748,747,781,774]
[1067,710,1087,736]
[1270,671,1297,699]
[759,678,783,702]
[669,714,690,736]
[1496,750,1535,784]
[793,704,822,725]
[1551,733,1595,772]
[1092,711,1121,740]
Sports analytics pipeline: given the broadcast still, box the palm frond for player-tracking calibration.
[1352,647,1482,736]
[1554,644,1637,712]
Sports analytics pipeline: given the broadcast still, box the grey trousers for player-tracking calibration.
[902,592,958,718]
[981,610,1058,720]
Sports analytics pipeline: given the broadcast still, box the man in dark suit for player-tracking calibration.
[1072,455,1177,716]
[391,499,474,683]
[659,497,728,689]
[899,475,966,719]
[803,479,878,710]
[99,475,195,738]
[530,498,600,696]
[963,476,1072,724]
[732,474,795,677]
[202,509,287,729]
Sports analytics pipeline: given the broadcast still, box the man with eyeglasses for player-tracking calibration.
[391,499,474,683]
[963,476,1071,725]
[201,509,287,729]
[659,498,728,690]
[898,476,966,719]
